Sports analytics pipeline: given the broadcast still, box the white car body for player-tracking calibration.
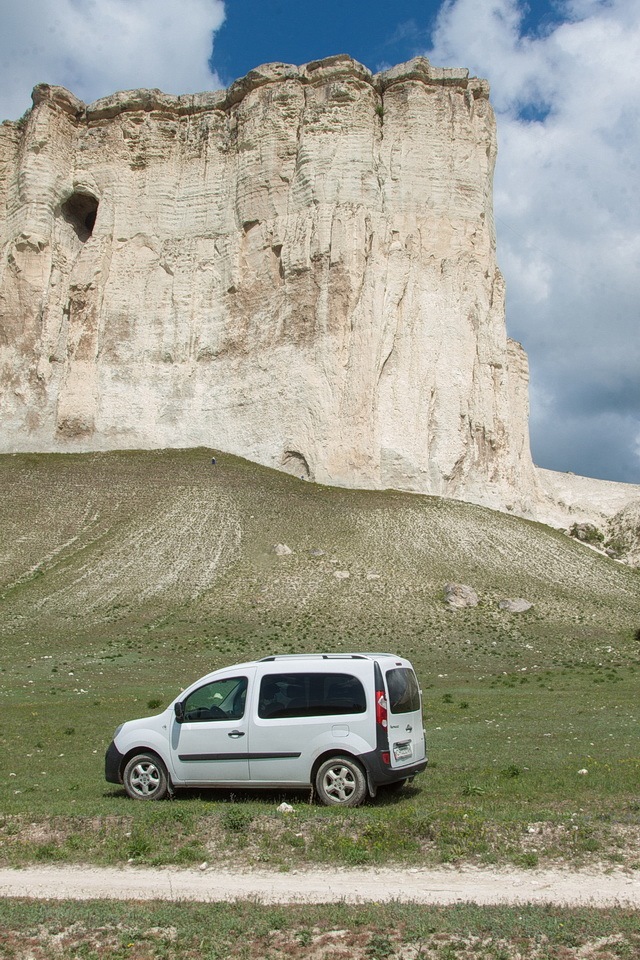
[105,653,427,806]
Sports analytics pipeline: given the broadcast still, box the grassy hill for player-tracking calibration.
[1,448,639,869]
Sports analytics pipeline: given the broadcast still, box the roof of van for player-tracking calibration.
[258,653,402,662]
[178,654,412,694]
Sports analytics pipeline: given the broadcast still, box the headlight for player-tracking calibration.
[113,723,124,738]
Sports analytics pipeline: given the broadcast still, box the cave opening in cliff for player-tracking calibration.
[61,192,99,241]
[282,450,311,481]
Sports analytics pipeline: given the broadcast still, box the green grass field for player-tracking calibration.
[1,899,639,960]
[1,448,639,870]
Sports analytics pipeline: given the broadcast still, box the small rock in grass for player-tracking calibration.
[577,768,588,775]
[444,583,478,609]
[334,570,350,579]
[499,598,533,613]
[272,543,293,556]
[277,802,294,814]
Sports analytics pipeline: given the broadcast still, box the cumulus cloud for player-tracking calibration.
[0,0,226,121]
[428,0,640,483]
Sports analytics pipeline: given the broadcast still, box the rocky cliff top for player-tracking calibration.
[23,55,489,125]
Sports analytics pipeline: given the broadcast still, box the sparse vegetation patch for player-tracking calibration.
[0,899,639,960]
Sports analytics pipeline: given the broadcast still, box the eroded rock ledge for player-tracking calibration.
[27,55,489,125]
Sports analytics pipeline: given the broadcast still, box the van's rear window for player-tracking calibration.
[386,668,421,714]
[258,672,366,719]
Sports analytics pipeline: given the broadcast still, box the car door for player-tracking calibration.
[169,670,254,785]
[383,665,426,770]
[249,668,372,784]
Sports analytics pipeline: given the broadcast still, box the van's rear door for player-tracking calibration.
[383,665,426,770]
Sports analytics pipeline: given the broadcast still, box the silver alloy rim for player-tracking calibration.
[322,764,356,802]
[129,760,161,797]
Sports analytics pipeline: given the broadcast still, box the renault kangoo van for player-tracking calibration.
[105,653,427,806]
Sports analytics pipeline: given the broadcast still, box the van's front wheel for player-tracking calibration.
[315,756,367,807]
[123,752,169,800]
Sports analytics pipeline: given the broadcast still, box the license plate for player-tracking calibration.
[393,740,413,761]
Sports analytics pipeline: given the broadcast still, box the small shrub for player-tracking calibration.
[126,831,152,859]
[413,816,436,840]
[34,842,64,862]
[147,698,162,710]
[221,807,254,833]
[501,764,521,778]
[366,932,394,958]
[14,108,32,129]
[579,836,601,852]
[605,535,627,557]
[517,851,539,867]
[568,522,604,545]
[462,783,485,796]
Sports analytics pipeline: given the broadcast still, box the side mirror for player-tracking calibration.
[174,701,185,722]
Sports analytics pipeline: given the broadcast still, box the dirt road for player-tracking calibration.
[0,864,638,906]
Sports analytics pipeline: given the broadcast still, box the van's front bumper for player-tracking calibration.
[360,750,428,791]
[105,740,124,784]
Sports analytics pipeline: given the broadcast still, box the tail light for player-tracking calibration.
[376,690,388,729]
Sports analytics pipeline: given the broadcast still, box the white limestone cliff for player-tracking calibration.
[0,55,637,526]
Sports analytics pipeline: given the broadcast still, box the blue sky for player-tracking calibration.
[211,1,445,85]
[1,0,639,485]
[211,0,561,88]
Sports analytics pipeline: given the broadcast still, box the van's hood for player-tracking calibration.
[118,708,172,733]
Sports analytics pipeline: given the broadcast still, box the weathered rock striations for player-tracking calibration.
[0,55,635,524]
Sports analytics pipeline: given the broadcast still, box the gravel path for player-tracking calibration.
[0,865,638,906]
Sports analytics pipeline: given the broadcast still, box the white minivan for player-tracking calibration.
[105,653,427,806]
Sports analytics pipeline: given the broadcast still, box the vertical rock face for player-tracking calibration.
[0,55,540,514]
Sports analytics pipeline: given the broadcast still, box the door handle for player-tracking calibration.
[228,730,245,738]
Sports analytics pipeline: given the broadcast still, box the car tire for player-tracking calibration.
[123,752,169,800]
[315,756,367,807]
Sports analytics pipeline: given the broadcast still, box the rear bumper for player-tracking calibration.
[105,740,124,784]
[359,749,427,789]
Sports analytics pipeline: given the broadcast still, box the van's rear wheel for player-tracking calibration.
[315,756,367,807]
[123,752,169,800]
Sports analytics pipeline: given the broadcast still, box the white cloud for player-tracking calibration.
[428,0,640,482]
[0,0,226,120]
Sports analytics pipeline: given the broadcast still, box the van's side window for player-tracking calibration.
[258,672,366,719]
[386,668,421,713]
[182,676,247,722]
